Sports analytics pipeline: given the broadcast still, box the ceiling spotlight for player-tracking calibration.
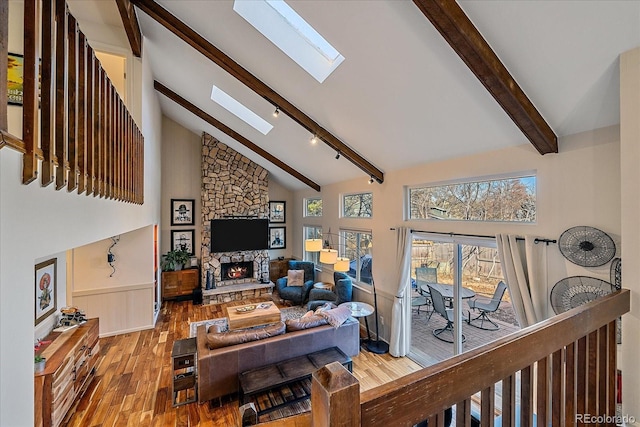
[368,176,375,184]
[335,151,341,160]
[310,134,318,144]
[273,106,280,117]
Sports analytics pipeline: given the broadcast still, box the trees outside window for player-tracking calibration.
[342,192,372,218]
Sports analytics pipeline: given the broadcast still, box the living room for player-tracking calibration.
[1,1,639,426]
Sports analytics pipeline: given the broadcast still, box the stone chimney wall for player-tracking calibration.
[201,133,269,287]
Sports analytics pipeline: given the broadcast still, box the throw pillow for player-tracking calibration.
[287,269,305,286]
[314,302,337,313]
[318,305,351,328]
[302,310,315,318]
[206,321,286,349]
[285,315,329,331]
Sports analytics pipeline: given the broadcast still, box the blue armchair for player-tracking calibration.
[307,272,353,311]
[275,261,316,305]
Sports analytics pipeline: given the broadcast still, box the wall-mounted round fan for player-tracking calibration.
[610,257,621,290]
[550,276,614,315]
[558,226,616,267]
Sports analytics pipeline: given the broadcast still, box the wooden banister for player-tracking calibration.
[304,289,629,427]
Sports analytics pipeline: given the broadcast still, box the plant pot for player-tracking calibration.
[174,264,183,271]
[35,358,46,373]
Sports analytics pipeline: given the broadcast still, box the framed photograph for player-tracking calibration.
[172,229,195,255]
[7,53,24,106]
[35,258,57,325]
[269,227,286,249]
[171,199,195,226]
[269,201,286,223]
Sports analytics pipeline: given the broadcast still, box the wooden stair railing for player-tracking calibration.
[1,0,144,204]
[306,289,629,427]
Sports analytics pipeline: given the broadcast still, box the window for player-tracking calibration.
[408,174,536,222]
[303,226,322,265]
[342,192,372,218]
[304,198,322,217]
[340,229,372,285]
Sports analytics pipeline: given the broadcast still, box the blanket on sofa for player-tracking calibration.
[188,306,307,337]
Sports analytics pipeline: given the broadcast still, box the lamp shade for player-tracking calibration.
[319,248,338,264]
[334,257,350,272]
[305,238,322,252]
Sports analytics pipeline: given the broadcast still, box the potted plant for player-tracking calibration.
[34,354,46,373]
[161,249,191,271]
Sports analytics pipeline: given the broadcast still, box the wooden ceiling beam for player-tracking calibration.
[154,80,321,192]
[115,0,142,57]
[413,0,558,155]
[131,0,384,183]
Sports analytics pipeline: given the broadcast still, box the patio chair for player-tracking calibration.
[466,281,508,331]
[412,266,438,319]
[428,284,465,343]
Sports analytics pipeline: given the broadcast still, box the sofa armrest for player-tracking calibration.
[276,277,288,292]
[309,288,337,302]
[302,280,314,301]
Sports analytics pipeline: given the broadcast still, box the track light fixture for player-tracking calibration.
[273,106,280,117]
[310,134,318,145]
[335,151,341,160]
[368,175,375,184]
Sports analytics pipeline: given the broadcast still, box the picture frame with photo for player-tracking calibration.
[171,229,195,255]
[269,201,286,223]
[171,199,195,226]
[35,258,57,325]
[269,227,286,249]
[7,52,24,106]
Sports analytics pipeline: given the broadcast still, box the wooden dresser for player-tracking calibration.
[269,258,294,283]
[34,318,100,427]
[162,268,199,300]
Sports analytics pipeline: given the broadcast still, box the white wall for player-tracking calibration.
[293,126,621,343]
[0,6,163,427]
[33,251,69,341]
[620,46,639,423]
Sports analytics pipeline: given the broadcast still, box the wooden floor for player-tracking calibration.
[64,296,422,427]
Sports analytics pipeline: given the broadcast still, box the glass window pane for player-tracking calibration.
[303,226,322,265]
[304,198,322,217]
[341,230,372,284]
[343,192,372,218]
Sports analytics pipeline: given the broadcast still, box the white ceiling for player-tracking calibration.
[68,0,640,191]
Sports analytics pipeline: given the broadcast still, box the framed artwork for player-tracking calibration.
[7,53,24,106]
[172,229,195,255]
[171,199,195,226]
[35,258,57,325]
[269,227,286,249]
[269,201,286,223]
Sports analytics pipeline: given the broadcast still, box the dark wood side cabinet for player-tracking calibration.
[269,257,294,284]
[34,318,100,427]
[162,268,199,300]
[171,337,197,406]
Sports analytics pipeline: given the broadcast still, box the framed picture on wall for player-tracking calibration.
[171,199,195,226]
[269,201,285,223]
[7,53,24,106]
[269,227,286,249]
[171,229,195,255]
[35,258,57,325]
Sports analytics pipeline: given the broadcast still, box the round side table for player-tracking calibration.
[313,282,333,291]
[339,302,374,343]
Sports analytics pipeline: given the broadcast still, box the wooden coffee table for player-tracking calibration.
[226,302,281,330]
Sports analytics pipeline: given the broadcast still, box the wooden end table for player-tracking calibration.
[226,302,281,330]
[171,337,197,406]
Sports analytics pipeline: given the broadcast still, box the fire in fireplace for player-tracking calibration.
[221,261,254,281]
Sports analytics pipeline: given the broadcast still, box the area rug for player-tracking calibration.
[189,305,307,337]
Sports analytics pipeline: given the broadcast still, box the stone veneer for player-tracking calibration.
[200,134,270,303]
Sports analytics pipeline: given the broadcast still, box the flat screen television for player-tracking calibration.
[210,218,269,253]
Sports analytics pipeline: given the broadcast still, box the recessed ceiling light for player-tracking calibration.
[210,86,273,135]
[234,0,345,83]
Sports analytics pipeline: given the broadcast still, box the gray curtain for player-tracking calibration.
[496,234,548,327]
[390,227,412,356]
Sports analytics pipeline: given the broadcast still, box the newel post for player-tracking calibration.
[311,361,361,426]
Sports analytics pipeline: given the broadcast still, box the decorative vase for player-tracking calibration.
[35,358,46,373]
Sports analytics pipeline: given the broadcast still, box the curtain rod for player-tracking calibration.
[389,228,557,246]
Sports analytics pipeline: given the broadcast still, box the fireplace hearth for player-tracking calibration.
[221,261,254,281]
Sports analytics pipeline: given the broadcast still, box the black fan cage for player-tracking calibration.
[550,276,614,315]
[610,257,621,290]
[558,226,616,267]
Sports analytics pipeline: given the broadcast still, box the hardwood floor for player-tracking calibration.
[64,297,421,426]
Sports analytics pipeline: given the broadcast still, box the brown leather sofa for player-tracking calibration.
[196,318,360,403]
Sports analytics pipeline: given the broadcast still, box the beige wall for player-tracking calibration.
[620,46,639,423]
[294,126,621,344]
[0,5,163,426]
[268,178,295,259]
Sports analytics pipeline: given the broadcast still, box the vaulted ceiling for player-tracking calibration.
[68,0,640,191]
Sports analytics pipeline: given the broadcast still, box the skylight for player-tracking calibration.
[210,86,273,135]
[233,0,345,83]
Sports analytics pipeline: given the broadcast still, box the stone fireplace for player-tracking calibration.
[200,134,273,304]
